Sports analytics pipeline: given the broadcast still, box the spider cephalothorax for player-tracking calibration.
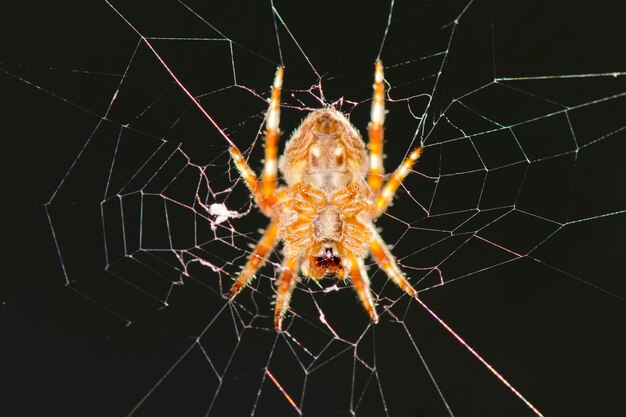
[280,182,372,280]
[228,61,422,329]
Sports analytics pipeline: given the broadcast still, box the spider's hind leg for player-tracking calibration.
[367,60,386,195]
[262,66,283,199]
[365,60,423,217]
[228,66,284,215]
[371,146,422,217]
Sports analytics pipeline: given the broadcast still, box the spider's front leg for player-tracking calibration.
[348,253,379,323]
[228,218,280,299]
[229,66,284,216]
[274,256,299,330]
[369,226,416,298]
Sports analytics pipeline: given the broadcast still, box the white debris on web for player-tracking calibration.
[322,283,341,293]
[208,203,245,224]
[201,202,248,231]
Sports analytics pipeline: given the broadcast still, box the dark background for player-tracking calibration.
[1,1,625,416]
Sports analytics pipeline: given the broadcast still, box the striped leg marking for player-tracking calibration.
[262,66,283,199]
[229,146,260,198]
[228,66,284,216]
[368,60,386,195]
[373,146,422,216]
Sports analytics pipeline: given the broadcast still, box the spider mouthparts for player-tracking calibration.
[314,255,342,269]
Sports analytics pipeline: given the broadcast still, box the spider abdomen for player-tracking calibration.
[280,108,368,191]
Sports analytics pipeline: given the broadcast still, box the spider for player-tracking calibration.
[228,61,422,330]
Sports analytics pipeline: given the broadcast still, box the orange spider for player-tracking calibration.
[228,61,422,330]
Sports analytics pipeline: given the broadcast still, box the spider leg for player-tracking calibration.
[229,66,284,215]
[369,226,416,297]
[262,66,283,198]
[228,217,280,298]
[348,253,379,323]
[367,60,386,195]
[274,256,300,330]
[372,145,422,217]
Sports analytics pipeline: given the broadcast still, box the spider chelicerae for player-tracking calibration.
[228,61,422,330]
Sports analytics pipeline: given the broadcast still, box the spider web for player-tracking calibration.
[2,0,625,416]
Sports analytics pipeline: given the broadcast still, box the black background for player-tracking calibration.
[1,1,625,417]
